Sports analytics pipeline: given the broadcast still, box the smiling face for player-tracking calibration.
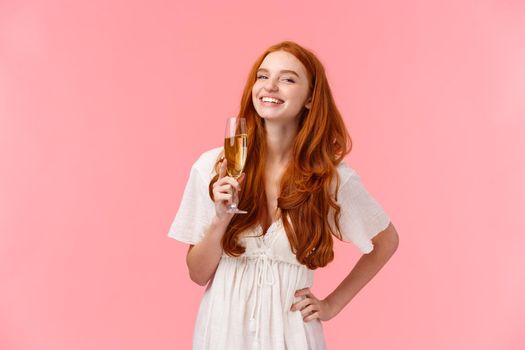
[251,50,312,121]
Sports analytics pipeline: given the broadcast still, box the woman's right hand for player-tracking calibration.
[212,158,245,221]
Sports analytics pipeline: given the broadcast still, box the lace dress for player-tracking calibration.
[168,146,391,350]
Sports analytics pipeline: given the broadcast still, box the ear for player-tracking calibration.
[305,97,312,110]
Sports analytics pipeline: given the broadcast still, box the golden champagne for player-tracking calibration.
[224,133,247,178]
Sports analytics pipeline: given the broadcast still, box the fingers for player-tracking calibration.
[290,296,311,312]
[218,158,227,179]
[295,288,311,297]
[213,159,237,205]
[214,192,233,203]
[300,303,319,317]
[214,174,242,192]
[218,157,245,184]
[215,184,235,193]
[290,296,320,321]
[213,158,245,211]
[238,172,246,185]
[303,311,320,322]
[290,288,322,321]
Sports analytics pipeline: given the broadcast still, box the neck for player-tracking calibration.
[264,118,299,166]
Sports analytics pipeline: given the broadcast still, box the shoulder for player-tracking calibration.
[336,160,359,187]
[334,160,372,202]
[191,145,224,182]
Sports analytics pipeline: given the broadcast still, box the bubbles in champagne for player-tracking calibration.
[224,134,247,178]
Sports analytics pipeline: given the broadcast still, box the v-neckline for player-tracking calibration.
[256,216,283,237]
[241,217,283,245]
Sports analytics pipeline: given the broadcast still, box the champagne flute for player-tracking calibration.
[224,117,248,214]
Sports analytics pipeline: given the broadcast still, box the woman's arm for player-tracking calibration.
[185,158,244,286]
[323,222,399,318]
[292,222,399,321]
[186,215,231,286]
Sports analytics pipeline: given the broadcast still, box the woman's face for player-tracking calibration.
[252,50,312,121]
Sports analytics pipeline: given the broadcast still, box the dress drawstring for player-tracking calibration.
[249,251,275,348]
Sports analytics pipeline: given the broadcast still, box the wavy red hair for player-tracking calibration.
[208,41,352,269]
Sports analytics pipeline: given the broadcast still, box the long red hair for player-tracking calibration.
[208,41,352,269]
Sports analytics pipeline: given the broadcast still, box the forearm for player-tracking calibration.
[186,215,231,286]
[324,243,397,317]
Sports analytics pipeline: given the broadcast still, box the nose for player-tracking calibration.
[263,78,278,92]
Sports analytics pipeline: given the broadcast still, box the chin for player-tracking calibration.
[257,112,282,119]
[255,106,299,121]
[260,115,297,123]
[254,109,274,119]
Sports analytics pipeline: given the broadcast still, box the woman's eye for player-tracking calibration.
[256,75,294,83]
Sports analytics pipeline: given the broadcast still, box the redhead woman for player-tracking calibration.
[168,40,399,350]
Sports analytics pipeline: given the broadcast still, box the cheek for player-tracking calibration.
[288,85,306,99]
[289,92,307,107]
[251,85,259,100]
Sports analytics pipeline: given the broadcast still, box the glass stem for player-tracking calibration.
[231,187,239,208]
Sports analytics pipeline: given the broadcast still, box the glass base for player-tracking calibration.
[227,205,248,214]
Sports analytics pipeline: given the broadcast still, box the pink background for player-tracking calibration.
[1,0,524,349]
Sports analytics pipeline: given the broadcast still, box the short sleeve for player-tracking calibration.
[336,167,391,254]
[167,160,216,245]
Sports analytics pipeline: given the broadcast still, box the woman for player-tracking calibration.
[168,40,399,350]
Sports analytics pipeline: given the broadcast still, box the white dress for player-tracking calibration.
[168,146,391,350]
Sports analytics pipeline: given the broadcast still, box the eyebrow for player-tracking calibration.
[256,68,300,78]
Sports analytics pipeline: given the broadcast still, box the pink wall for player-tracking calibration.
[1,0,524,349]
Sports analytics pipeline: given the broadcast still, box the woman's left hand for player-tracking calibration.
[290,288,337,322]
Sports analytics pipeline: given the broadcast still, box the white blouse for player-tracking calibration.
[168,146,391,350]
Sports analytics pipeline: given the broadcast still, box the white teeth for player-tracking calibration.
[261,97,283,104]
